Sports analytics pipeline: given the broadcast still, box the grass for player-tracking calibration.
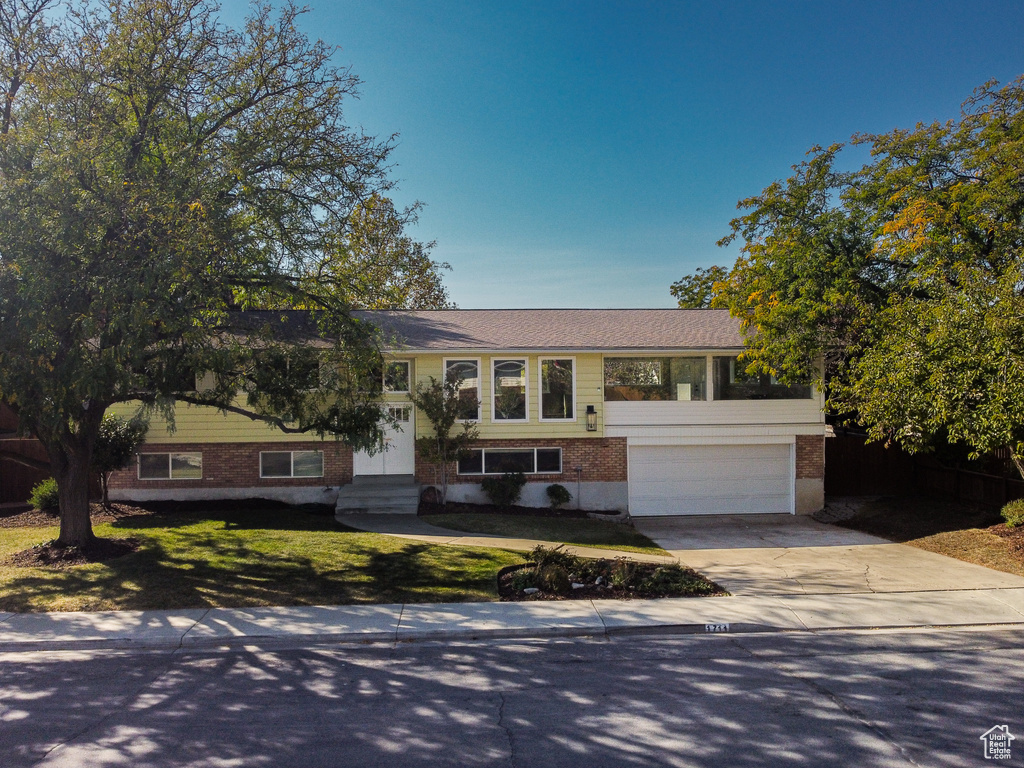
[0,506,524,613]
[422,513,669,556]
[837,496,1024,578]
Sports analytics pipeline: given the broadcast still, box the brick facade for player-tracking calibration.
[414,437,628,487]
[108,441,354,491]
[795,434,824,479]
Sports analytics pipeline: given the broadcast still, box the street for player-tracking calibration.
[2,627,1021,767]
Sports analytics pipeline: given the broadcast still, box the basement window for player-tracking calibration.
[260,451,324,478]
[138,452,202,480]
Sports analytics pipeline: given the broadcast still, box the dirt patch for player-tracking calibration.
[0,502,157,529]
[5,537,142,569]
[990,522,1024,557]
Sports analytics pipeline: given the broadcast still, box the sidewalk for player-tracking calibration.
[2,588,1023,653]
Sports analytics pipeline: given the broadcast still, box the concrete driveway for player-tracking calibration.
[633,514,1024,596]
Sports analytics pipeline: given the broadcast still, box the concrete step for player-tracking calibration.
[336,476,421,516]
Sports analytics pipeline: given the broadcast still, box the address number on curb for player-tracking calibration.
[705,623,730,633]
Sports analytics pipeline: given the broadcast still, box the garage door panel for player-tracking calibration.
[629,444,792,516]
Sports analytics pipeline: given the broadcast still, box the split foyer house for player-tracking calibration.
[107,309,826,517]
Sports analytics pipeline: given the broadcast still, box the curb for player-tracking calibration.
[3,619,1024,655]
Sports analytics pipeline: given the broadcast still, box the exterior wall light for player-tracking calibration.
[585,405,598,432]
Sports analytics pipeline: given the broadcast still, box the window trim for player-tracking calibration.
[259,450,325,479]
[538,356,577,423]
[137,452,203,481]
[443,357,483,422]
[457,447,563,476]
[383,360,412,394]
[490,357,529,423]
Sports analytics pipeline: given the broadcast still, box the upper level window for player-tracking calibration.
[384,361,411,393]
[604,357,707,401]
[492,359,527,421]
[539,358,575,421]
[445,359,481,421]
[712,356,812,400]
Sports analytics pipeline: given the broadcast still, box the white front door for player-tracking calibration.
[353,405,416,476]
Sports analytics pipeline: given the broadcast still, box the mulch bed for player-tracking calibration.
[0,502,157,529]
[496,562,727,602]
[4,537,142,569]
[418,500,622,518]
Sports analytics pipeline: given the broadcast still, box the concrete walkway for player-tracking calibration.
[340,513,676,563]
[1,589,1023,652]
[633,514,1024,596]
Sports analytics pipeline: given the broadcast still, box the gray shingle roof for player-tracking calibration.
[355,309,743,351]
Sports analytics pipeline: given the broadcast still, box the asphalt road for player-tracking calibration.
[2,628,1022,767]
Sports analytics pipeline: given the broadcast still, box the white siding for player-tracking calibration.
[605,398,824,428]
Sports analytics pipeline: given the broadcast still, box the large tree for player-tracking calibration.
[0,0,405,546]
[683,78,1024,476]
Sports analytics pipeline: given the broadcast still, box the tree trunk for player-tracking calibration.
[1012,453,1024,483]
[100,472,110,508]
[51,444,96,547]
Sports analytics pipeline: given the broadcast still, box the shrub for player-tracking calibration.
[480,472,526,507]
[529,544,582,571]
[29,477,59,511]
[546,483,572,510]
[537,564,571,594]
[609,558,637,588]
[1002,499,1024,528]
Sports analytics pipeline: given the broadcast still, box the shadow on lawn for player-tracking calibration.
[0,519,509,613]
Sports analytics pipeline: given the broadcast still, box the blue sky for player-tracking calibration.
[223,1,1024,308]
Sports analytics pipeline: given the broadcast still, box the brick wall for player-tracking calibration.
[415,437,628,486]
[108,441,354,491]
[795,434,824,479]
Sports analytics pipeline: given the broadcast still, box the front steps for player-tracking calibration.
[335,474,421,517]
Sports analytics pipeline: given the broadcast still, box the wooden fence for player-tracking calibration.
[825,434,1024,507]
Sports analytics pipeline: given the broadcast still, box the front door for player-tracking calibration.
[353,405,416,476]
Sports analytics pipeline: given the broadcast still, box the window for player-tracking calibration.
[388,405,411,422]
[263,350,322,391]
[260,451,324,478]
[138,452,202,480]
[492,359,527,421]
[712,356,812,400]
[384,361,411,393]
[445,359,481,421]
[604,357,707,401]
[457,447,562,475]
[539,358,575,420]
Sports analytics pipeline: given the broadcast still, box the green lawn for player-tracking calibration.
[0,507,523,613]
[422,513,669,556]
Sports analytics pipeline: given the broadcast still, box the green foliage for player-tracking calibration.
[609,559,637,588]
[0,0,406,544]
[545,483,572,509]
[529,544,581,571]
[480,472,526,507]
[536,564,571,595]
[92,415,149,506]
[1002,500,1024,528]
[410,369,480,505]
[29,477,59,511]
[670,265,729,308]
[301,194,453,309]
[690,77,1024,476]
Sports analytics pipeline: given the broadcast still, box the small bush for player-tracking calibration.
[609,558,637,588]
[480,472,526,507]
[546,483,572,509]
[509,568,537,592]
[29,477,60,511]
[1002,499,1024,528]
[537,564,571,594]
[529,544,582,571]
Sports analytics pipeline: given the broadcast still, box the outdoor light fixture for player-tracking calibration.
[585,405,597,431]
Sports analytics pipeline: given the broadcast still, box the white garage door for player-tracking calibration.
[629,444,792,516]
